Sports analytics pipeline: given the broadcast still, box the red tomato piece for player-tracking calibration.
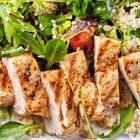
[70,30,93,55]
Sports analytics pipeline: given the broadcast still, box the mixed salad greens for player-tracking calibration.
[0,0,139,140]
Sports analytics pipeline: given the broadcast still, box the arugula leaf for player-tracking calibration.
[91,1,112,20]
[106,26,118,40]
[36,0,66,2]
[0,3,42,57]
[38,14,58,36]
[18,32,42,55]
[10,0,26,10]
[0,108,8,120]
[0,4,15,43]
[66,0,73,5]
[0,24,5,41]
[80,92,135,139]
[72,0,92,18]
[0,122,40,140]
[136,9,140,18]
[1,46,25,57]
[43,39,67,69]
[10,18,36,33]
[130,28,140,38]
[38,12,73,36]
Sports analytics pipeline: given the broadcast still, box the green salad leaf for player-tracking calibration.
[38,14,59,36]
[80,92,135,139]
[72,0,92,18]
[43,39,67,69]
[136,9,140,17]
[38,12,73,36]
[10,0,26,10]
[0,3,43,56]
[130,28,140,38]
[18,32,42,55]
[106,26,118,40]
[91,0,112,20]
[1,46,25,57]
[0,108,8,120]
[0,24,5,42]
[0,122,40,140]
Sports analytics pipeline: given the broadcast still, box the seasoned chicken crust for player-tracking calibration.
[119,52,140,104]
[2,52,49,117]
[41,70,81,137]
[74,81,104,121]
[0,61,14,107]
[94,36,120,109]
[60,50,90,93]
[94,36,120,72]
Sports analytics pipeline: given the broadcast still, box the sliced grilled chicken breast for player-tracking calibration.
[119,52,140,104]
[74,81,104,121]
[94,36,120,109]
[41,70,81,137]
[60,50,90,93]
[94,69,119,109]
[2,52,49,117]
[0,61,14,107]
[94,36,120,72]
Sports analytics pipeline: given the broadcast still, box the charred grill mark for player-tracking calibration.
[0,66,10,88]
[0,68,2,74]
[55,71,63,103]
[59,108,63,122]
[24,64,31,82]
[51,82,56,86]
[68,55,76,90]
[30,91,36,100]
[125,60,137,80]
[24,71,30,82]
[136,80,140,97]
[96,40,119,72]
[67,94,73,110]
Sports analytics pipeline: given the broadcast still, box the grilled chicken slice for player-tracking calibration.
[2,52,49,117]
[119,52,140,104]
[94,36,120,72]
[41,70,81,137]
[74,81,104,121]
[119,71,133,108]
[0,62,14,107]
[60,50,90,93]
[94,36,120,109]
[95,69,119,109]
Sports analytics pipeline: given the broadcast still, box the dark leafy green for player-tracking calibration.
[0,108,8,120]
[1,46,25,57]
[0,3,43,56]
[80,92,135,138]
[18,32,42,55]
[42,0,113,19]
[112,0,139,6]
[38,12,73,36]
[91,0,113,20]
[136,9,140,17]
[0,122,40,140]
[38,14,59,36]
[72,0,92,18]
[0,24,5,41]
[131,28,140,38]
[106,26,118,40]
[43,39,67,69]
